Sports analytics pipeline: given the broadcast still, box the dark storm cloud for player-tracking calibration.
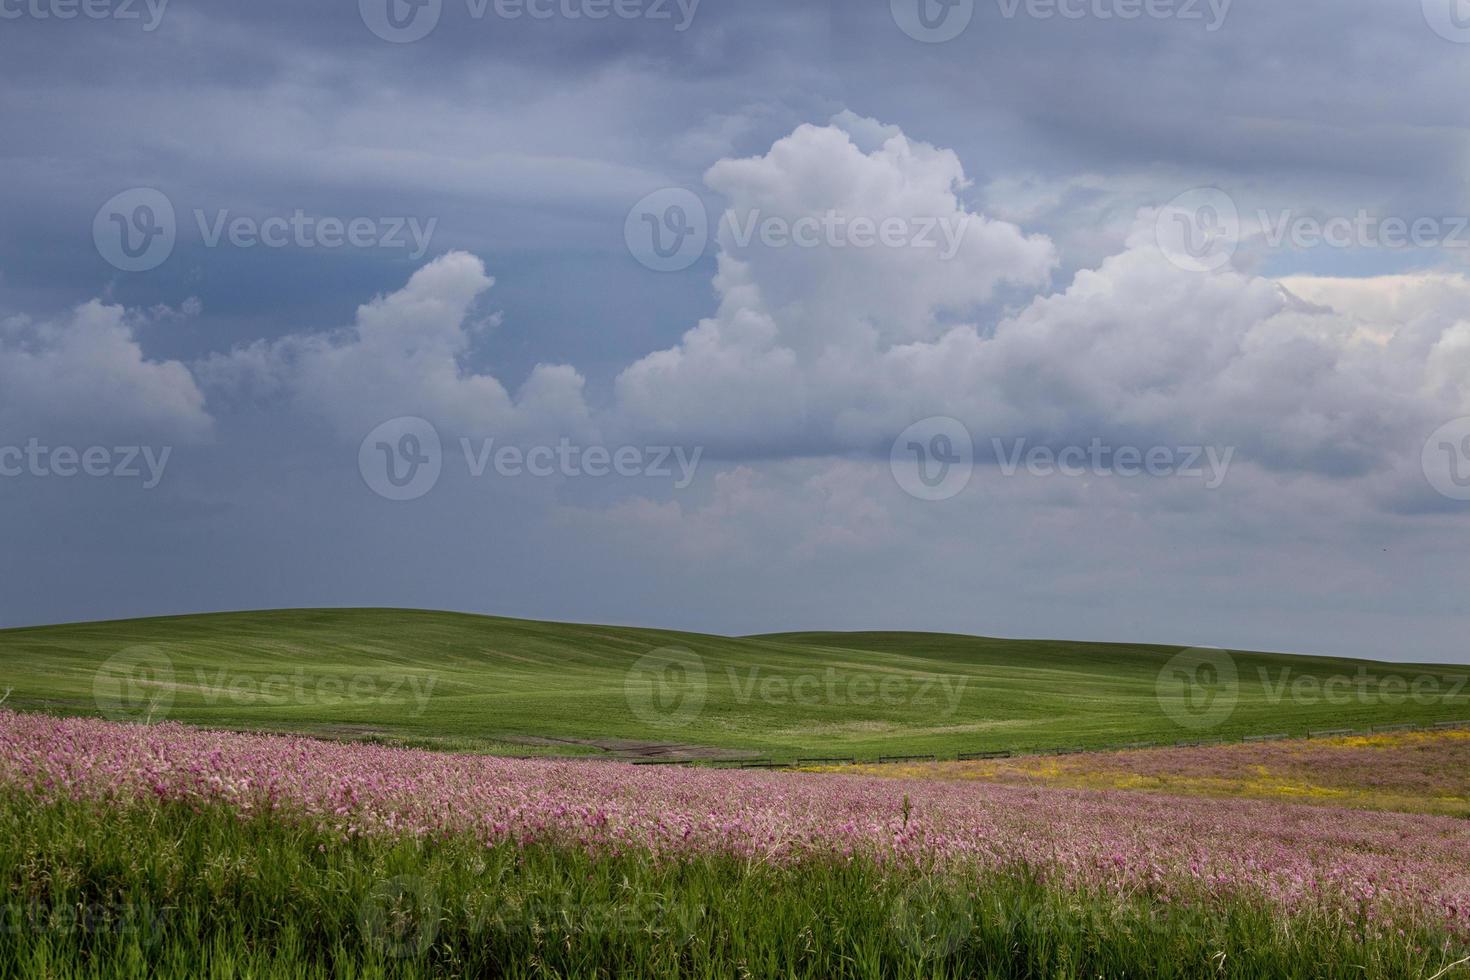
[2,0,1464,329]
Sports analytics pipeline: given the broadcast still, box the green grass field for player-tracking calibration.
[2,608,1467,761]
[2,795,1454,980]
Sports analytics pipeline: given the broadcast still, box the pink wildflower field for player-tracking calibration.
[4,710,1468,938]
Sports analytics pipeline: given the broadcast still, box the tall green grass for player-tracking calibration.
[0,795,1463,979]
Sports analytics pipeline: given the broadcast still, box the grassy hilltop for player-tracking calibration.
[1,608,1466,760]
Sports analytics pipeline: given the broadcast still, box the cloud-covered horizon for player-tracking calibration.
[3,5,1468,661]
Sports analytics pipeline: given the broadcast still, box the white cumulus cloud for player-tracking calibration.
[198,251,593,441]
[0,300,211,443]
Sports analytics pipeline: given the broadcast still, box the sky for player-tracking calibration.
[1,0,1469,662]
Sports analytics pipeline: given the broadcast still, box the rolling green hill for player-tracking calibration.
[1,609,1466,761]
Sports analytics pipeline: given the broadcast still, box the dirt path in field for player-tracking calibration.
[502,735,761,762]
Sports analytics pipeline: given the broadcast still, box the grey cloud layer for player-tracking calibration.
[3,0,1468,658]
[20,117,1465,508]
